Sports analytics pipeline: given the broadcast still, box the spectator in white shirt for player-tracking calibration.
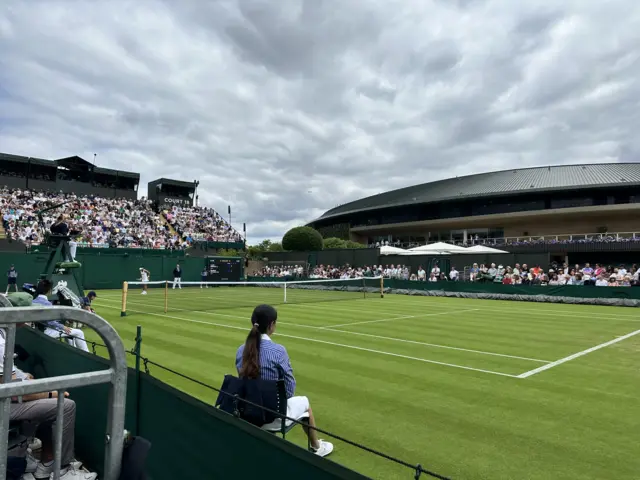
[449,267,459,281]
[595,276,609,286]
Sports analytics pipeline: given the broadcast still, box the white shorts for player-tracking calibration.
[262,395,310,430]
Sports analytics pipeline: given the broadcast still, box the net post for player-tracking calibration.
[380,276,384,298]
[164,281,168,313]
[121,281,128,316]
[283,282,287,303]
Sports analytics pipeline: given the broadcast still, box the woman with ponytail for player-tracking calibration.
[236,304,334,457]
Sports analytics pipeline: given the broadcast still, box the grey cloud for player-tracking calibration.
[1,0,640,243]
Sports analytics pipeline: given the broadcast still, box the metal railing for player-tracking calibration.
[0,307,127,480]
[372,231,640,248]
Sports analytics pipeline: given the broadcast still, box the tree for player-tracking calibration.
[268,242,284,252]
[345,240,366,249]
[246,239,285,258]
[323,237,347,249]
[282,226,323,251]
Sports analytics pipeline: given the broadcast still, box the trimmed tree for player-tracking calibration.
[282,226,324,251]
[323,237,347,249]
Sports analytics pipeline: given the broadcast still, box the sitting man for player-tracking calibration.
[236,304,333,457]
[32,279,90,353]
[80,291,97,314]
[1,324,95,479]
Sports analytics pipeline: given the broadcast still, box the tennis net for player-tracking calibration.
[120,277,384,316]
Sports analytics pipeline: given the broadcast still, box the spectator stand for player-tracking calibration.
[0,305,127,480]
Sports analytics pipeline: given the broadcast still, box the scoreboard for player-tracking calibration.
[207,257,242,282]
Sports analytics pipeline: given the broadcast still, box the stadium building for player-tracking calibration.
[309,164,640,245]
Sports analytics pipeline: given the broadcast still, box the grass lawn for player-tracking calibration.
[89,284,640,480]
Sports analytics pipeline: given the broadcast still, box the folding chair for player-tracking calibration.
[260,367,310,445]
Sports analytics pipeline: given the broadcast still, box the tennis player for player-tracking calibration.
[172,263,182,290]
[236,304,333,457]
[139,267,150,295]
[200,267,208,288]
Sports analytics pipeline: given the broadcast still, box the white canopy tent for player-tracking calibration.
[379,245,410,255]
[408,242,469,254]
[463,245,509,254]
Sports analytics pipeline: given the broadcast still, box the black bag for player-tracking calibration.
[216,375,279,426]
[7,457,26,480]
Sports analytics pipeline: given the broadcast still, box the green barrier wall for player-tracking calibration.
[246,276,640,301]
[15,329,369,480]
[382,279,640,300]
[0,252,233,291]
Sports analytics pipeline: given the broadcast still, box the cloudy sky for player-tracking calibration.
[1,1,639,243]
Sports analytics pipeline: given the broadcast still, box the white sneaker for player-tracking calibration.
[34,461,54,479]
[310,439,334,457]
[49,465,97,480]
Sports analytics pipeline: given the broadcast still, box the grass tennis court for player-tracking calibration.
[90,286,639,479]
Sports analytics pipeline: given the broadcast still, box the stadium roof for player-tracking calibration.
[317,163,640,221]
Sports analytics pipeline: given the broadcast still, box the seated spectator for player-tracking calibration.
[0,324,94,479]
[236,305,333,457]
[468,263,479,281]
[595,275,609,286]
[449,266,459,281]
[80,291,97,313]
[32,280,89,353]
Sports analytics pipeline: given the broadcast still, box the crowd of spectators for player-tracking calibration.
[0,187,243,250]
[0,187,182,249]
[467,262,640,286]
[163,205,242,243]
[252,261,640,287]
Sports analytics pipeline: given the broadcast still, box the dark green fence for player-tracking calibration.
[0,251,231,291]
[381,279,640,301]
[245,276,640,301]
[15,329,371,480]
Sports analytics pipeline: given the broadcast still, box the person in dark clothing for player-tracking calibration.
[80,291,97,313]
[49,215,69,236]
[172,264,182,290]
[6,264,18,294]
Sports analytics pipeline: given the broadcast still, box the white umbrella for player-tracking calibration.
[408,242,468,253]
[464,245,509,254]
[380,245,409,255]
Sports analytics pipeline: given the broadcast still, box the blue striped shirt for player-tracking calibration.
[236,334,296,398]
[32,295,65,331]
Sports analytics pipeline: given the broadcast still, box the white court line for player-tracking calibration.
[320,327,550,363]
[98,298,535,361]
[517,329,640,378]
[96,301,518,377]
[281,298,640,321]
[323,309,479,328]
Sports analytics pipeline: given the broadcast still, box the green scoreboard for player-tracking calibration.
[206,257,242,282]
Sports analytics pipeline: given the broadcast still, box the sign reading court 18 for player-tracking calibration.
[159,197,192,207]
